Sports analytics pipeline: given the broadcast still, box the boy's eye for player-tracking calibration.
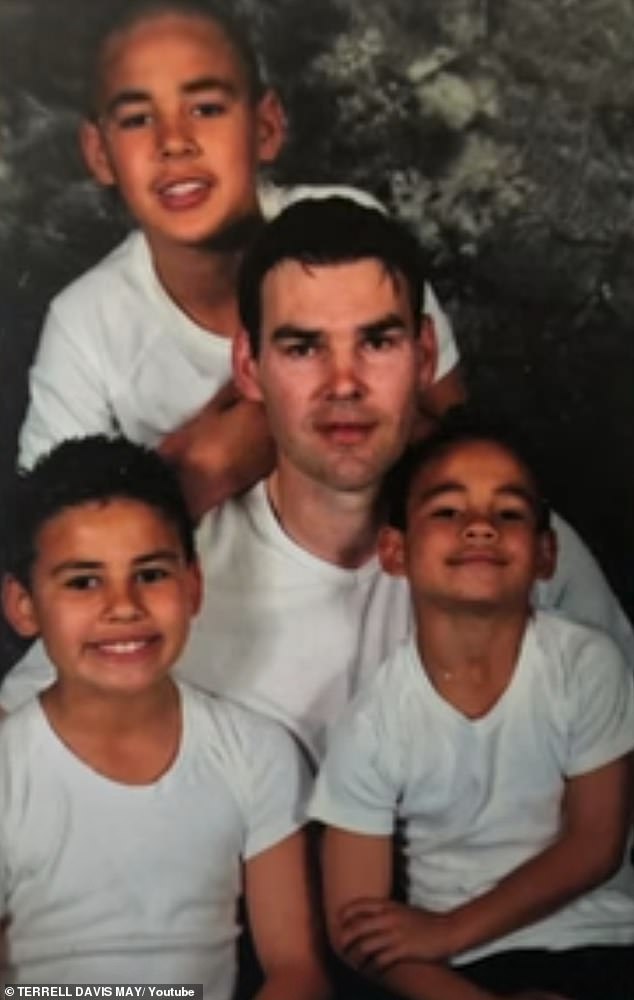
[191,101,227,118]
[64,575,101,591]
[134,566,171,584]
[117,111,153,130]
[429,506,461,520]
[497,507,529,522]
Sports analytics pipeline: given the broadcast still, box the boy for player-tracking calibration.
[18,0,462,516]
[310,410,634,1000]
[0,436,328,997]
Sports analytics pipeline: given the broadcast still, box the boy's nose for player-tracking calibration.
[463,517,497,541]
[157,117,199,158]
[104,582,144,620]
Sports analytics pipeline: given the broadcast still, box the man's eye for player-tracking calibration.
[64,575,100,591]
[135,567,170,584]
[363,333,396,352]
[117,111,153,130]
[283,342,318,358]
[191,101,226,118]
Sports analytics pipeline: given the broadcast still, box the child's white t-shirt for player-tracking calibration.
[309,611,634,962]
[18,183,459,469]
[0,682,310,991]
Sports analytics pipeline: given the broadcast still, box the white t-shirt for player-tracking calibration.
[309,612,634,962]
[0,682,310,990]
[2,487,632,760]
[18,183,458,469]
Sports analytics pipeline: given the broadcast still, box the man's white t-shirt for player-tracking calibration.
[0,682,311,990]
[18,183,458,469]
[2,486,632,760]
[309,612,634,962]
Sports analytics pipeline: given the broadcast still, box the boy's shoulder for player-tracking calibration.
[179,680,308,765]
[531,608,629,677]
[50,230,151,315]
[259,181,384,220]
[0,696,50,783]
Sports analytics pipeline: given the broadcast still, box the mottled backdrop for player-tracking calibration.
[1,0,633,670]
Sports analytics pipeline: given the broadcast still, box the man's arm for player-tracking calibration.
[322,827,498,1000]
[159,380,275,519]
[414,365,466,440]
[245,829,330,1000]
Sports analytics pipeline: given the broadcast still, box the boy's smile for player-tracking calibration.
[81,13,283,260]
[9,498,201,698]
[381,440,555,614]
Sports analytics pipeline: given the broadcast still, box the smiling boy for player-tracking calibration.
[18,0,462,516]
[310,411,634,1000]
[0,436,328,997]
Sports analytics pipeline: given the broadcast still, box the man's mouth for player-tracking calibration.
[316,421,376,446]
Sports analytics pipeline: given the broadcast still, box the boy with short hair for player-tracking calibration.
[19,0,461,516]
[0,436,329,998]
[310,411,634,1000]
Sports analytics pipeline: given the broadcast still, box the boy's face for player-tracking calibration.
[379,439,555,614]
[3,498,201,699]
[81,13,283,256]
[235,258,435,495]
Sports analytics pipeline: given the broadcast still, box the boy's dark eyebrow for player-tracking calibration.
[50,551,181,575]
[104,77,238,117]
[270,313,409,344]
[416,481,537,505]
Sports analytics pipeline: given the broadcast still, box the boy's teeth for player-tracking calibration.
[100,640,148,653]
[165,180,205,196]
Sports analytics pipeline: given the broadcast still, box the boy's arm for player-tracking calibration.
[322,827,497,1000]
[245,829,330,1000]
[159,380,275,519]
[337,755,632,970]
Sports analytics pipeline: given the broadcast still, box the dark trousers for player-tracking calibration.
[332,945,634,999]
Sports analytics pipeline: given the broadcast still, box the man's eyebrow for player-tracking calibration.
[104,77,237,116]
[132,550,182,565]
[358,313,408,337]
[270,325,322,343]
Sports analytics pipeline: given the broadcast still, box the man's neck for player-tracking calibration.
[152,239,244,338]
[267,465,381,569]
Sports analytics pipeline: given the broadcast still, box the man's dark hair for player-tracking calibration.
[238,197,428,355]
[4,436,196,588]
[380,406,552,533]
[86,0,266,117]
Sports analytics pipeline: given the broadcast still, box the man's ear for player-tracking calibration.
[417,314,438,392]
[377,526,408,578]
[233,327,264,403]
[255,89,286,165]
[535,528,557,581]
[1,575,40,639]
[79,119,117,187]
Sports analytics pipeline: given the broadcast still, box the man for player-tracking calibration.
[2,199,632,757]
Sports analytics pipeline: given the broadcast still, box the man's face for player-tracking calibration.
[3,499,201,699]
[380,440,555,615]
[81,13,283,258]
[237,259,433,495]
